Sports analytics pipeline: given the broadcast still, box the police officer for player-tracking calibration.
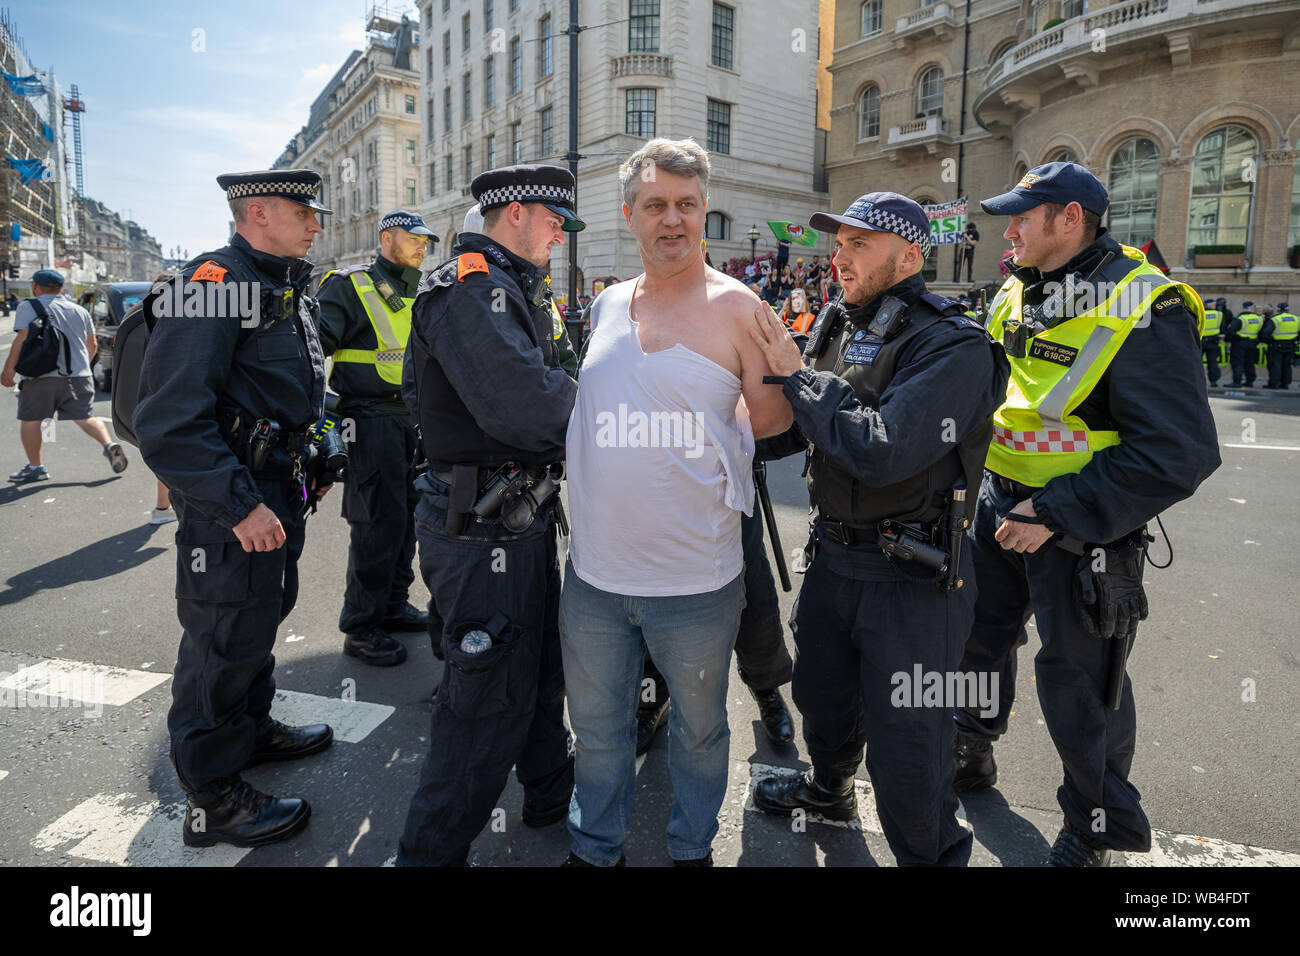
[1229,301,1262,386]
[397,165,582,866]
[135,169,334,847]
[952,162,1220,865]
[1261,303,1296,390]
[1200,297,1223,386]
[316,210,438,666]
[747,193,1009,867]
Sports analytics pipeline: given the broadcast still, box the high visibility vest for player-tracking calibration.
[1236,312,1262,339]
[985,245,1205,487]
[1271,312,1298,341]
[1202,309,1222,337]
[788,311,815,334]
[328,270,413,385]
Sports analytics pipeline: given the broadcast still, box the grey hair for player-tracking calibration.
[619,137,711,208]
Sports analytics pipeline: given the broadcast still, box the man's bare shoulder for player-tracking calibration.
[706,268,762,317]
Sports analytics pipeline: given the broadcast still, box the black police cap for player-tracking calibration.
[471,163,585,232]
[216,168,332,213]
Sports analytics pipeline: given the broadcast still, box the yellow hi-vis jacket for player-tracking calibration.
[1201,309,1222,337]
[1236,312,1263,340]
[327,270,413,385]
[985,245,1204,487]
[1270,312,1298,341]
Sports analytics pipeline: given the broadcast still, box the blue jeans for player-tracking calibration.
[560,559,745,864]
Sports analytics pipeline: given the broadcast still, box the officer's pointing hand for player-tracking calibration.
[994,498,1054,554]
[232,503,286,552]
[748,302,804,377]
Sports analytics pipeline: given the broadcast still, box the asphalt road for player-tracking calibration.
[0,360,1297,867]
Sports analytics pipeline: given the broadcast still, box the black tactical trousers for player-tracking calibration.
[338,413,419,634]
[398,480,572,866]
[790,526,975,867]
[168,479,306,793]
[955,471,1151,852]
[640,508,794,710]
[1229,339,1257,385]
[1266,343,1295,388]
[1201,340,1220,384]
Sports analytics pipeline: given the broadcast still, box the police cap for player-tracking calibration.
[471,163,585,232]
[379,209,436,238]
[810,191,932,259]
[216,168,332,213]
[980,161,1109,217]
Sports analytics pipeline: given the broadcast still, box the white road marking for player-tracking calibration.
[1223,443,1300,451]
[269,689,393,743]
[0,770,8,782]
[1126,830,1300,867]
[0,658,168,708]
[32,793,251,866]
[743,762,883,834]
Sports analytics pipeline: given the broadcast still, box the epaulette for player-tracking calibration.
[919,292,966,316]
[317,263,367,289]
[457,252,490,281]
[189,259,229,283]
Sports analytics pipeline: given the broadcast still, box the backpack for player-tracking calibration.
[15,298,72,377]
[109,301,151,447]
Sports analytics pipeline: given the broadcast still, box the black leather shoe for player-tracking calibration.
[953,728,997,792]
[383,602,430,632]
[344,627,407,666]
[1047,823,1113,867]
[673,852,713,867]
[749,686,794,745]
[247,718,333,768]
[752,768,857,822]
[561,851,626,867]
[636,698,670,756]
[183,777,311,848]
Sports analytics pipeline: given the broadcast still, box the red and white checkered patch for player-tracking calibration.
[993,426,1089,453]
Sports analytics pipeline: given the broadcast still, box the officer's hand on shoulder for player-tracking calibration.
[232,502,285,552]
[749,301,804,377]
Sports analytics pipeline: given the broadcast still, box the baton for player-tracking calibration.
[754,461,791,592]
[1105,630,1131,711]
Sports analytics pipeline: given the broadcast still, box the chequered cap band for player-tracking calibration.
[478,183,575,209]
[380,214,419,231]
[225,180,319,200]
[993,425,1089,454]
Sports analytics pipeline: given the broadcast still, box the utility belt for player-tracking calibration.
[418,460,567,538]
[226,416,314,482]
[817,481,970,592]
[991,472,1041,501]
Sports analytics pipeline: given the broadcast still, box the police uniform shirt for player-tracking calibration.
[402,232,577,466]
[1003,230,1220,544]
[135,233,326,529]
[317,253,421,413]
[779,273,1006,490]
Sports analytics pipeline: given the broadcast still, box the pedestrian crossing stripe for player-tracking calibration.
[270,689,393,743]
[0,658,169,709]
[742,763,1300,867]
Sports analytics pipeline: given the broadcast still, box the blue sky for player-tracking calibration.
[16,0,384,258]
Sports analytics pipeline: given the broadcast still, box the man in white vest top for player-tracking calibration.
[559,138,793,867]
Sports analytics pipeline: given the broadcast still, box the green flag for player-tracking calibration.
[768,221,819,247]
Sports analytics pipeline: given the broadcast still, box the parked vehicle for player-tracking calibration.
[78,282,151,393]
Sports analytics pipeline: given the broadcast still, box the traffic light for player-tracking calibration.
[6,265,17,280]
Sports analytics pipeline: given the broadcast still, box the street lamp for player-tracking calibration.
[747,224,760,263]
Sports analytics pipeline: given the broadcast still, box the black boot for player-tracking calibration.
[748,685,794,745]
[636,698,670,756]
[953,728,997,792]
[752,768,857,822]
[1047,822,1113,867]
[344,626,407,666]
[183,776,311,848]
[383,602,430,632]
[247,717,333,768]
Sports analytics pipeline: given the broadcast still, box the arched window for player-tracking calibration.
[1107,137,1159,247]
[860,0,882,38]
[917,67,943,117]
[1046,147,1079,164]
[1188,124,1258,252]
[705,211,730,240]
[858,86,881,140]
[989,38,1015,65]
[1011,162,1027,187]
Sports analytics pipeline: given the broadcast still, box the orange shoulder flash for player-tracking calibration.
[191,260,229,283]
[457,253,489,281]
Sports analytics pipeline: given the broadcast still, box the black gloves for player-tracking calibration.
[1074,543,1149,641]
